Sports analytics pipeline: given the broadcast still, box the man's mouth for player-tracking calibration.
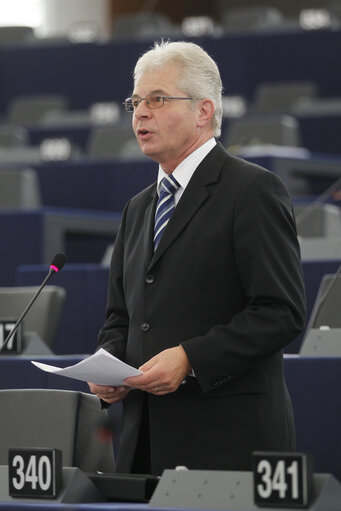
[138,129,152,139]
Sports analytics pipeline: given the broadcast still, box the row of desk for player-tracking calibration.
[13,254,341,356]
[11,152,341,213]
[17,109,341,158]
[0,354,340,484]
[0,209,121,287]
[0,29,340,112]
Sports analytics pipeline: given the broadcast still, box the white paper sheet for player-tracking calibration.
[31,348,143,386]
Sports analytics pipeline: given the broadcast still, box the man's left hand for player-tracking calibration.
[124,345,192,395]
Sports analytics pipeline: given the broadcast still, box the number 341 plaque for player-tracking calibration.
[253,452,313,508]
[8,448,62,498]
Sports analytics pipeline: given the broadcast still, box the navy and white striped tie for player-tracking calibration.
[154,174,180,250]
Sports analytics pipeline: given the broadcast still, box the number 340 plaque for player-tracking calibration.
[8,448,62,498]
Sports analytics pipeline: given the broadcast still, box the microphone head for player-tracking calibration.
[50,252,66,272]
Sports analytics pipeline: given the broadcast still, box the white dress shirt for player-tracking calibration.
[156,137,217,202]
[156,137,216,377]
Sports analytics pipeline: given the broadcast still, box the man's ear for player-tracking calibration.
[197,99,215,128]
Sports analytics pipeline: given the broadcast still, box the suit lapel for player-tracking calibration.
[147,143,229,270]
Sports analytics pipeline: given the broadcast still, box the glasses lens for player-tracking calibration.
[124,99,134,112]
[147,96,163,109]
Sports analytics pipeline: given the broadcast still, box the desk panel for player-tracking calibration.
[0,355,88,393]
[0,356,340,482]
[0,209,119,286]
[284,356,341,481]
[18,259,341,355]
[32,160,156,212]
[29,154,341,214]
[244,152,341,196]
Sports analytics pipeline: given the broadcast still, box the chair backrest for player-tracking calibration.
[86,124,139,160]
[0,285,66,349]
[7,95,68,126]
[292,97,341,116]
[113,12,180,39]
[294,203,341,238]
[224,114,301,149]
[0,389,115,473]
[251,81,318,114]
[0,169,41,210]
[0,126,28,148]
[221,7,284,33]
[0,26,35,46]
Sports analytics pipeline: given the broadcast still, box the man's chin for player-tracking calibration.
[139,145,161,163]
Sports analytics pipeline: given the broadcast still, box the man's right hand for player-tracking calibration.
[88,382,130,404]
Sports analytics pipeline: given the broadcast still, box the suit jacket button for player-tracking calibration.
[141,322,150,332]
[145,275,154,284]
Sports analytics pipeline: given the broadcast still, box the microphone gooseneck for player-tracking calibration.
[0,253,66,354]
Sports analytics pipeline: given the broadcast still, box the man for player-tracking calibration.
[88,41,306,476]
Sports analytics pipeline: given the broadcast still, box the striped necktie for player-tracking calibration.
[154,174,180,250]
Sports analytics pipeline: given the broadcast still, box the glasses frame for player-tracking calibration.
[123,95,194,112]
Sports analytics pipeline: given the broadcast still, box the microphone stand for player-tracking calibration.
[0,268,56,354]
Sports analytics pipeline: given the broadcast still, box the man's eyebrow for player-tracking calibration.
[131,90,168,98]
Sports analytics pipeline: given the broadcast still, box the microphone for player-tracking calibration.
[295,174,341,228]
[0,253,66,354]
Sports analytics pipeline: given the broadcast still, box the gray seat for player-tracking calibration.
[221,7,284,33]
[251,81,318,114]
[292,97,341,116]
[299,237,341,261]
[0,389,115,473]
[0,169,41,210]
[0,26,35,46]
[306,273,341,330]
[327,1,341,21]
[294,203,341,238]
[0,126,28,148]
[41,109,91,127]
[7,95,68,126]
[224,114,302,150]
[112,12,181,40]
[0,285,66,350]
[0,147,42,165]
[300,271,341,356]
[87,125,140,160]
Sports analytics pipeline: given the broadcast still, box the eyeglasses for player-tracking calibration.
[123,95,194,112]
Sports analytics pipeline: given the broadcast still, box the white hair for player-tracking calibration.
[134,40,223,137]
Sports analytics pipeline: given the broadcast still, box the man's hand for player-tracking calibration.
[88,382,130,404]
[124,345,192,395]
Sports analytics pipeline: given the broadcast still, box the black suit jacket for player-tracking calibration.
[99,143,306,475]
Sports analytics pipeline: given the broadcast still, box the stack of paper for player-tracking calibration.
[32,348,142,386]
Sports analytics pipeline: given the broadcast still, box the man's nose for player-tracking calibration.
[134,99,151,118]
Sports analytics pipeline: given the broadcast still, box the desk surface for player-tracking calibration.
[0,502,147,510]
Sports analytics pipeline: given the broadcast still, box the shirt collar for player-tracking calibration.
[157,137,216,195]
